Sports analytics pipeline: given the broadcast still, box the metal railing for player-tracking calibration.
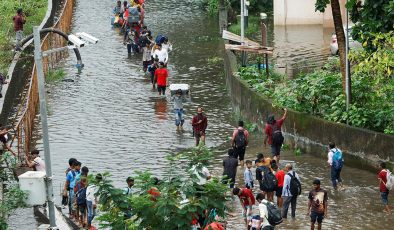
[11,0,76,163]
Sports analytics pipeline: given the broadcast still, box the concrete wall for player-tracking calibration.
[223,49,394,172]
[274,0,347,27]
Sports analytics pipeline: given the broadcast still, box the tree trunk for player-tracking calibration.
[331,0,346,91]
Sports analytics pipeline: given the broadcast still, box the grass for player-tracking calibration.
[228,15,261,37]
[0,0,48,74]
[46,68,66,83]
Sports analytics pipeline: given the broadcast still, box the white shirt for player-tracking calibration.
[190,164,211,185]
[86,184,98,204]
[161,43,172,52]
[142,46,152,62]
[33,156,46,172]
[152,48,168,64]
[282,170,301,197]
[258,200,272,228]
[327,147,342,166]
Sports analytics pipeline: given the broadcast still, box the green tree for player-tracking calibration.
[315,0,347,92]
[93,146,228,230]
[347,0,394,48]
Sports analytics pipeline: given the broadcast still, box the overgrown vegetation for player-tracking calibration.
[0,152,27,229]
[237,32,394,134]
[228,15,261,37]
[197,0,273,16]
[0,0,48,74]
[46,68,66,83]
[92,145,229,230]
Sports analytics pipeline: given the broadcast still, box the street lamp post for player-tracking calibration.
[260,13,269,77]
[33,26,57,229]
[345,0,351,121]
[240,0,246,66]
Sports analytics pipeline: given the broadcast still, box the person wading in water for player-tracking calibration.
[192,107,208,146]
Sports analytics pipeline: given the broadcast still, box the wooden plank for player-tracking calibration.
[222,30,274,51]
[225,44,273,55]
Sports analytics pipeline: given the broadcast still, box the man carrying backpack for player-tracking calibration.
[256,193,282,229]
[378,162,392,215]
[255,153,276,202]
[74,176,88,228]
[231,120,249,167]
[264,108,287,163]
[327,142,344,190]
[282,163,301,219]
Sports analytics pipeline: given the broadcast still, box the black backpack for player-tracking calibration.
[75,182,87,205]
[266,201,283,226]
[235,129,246,148]
[258,166,278,192]
[271,123,284,146]
[288,172,302,196]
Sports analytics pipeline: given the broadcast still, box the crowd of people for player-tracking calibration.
[5,1,392,230]
[112,0,172,94]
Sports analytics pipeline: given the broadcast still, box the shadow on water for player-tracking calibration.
[9,0,393,229]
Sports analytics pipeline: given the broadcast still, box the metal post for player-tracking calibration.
[345,0,351,123]
[240,0,246,66]
[33,26,57,229]
[244,1,249,30]
[260,13,269,77]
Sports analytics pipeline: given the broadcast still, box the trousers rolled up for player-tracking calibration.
[174,108,184,126]
[331,166,342,189]
[282,195,297,218]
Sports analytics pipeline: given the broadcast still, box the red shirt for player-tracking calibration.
[13,14,25,31]
[239,188,255,206]
[192,114,208,133]
[154,68,168,86]
[265,118,284,145]
[378,170,388,192]
[275,170,285,187]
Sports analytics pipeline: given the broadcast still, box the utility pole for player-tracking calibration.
[345,0,351,124]
[33,26,57,229]
[240,0,246,66]
[260,13,269,77]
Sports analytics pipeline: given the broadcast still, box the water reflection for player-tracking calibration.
[154,98,168,121]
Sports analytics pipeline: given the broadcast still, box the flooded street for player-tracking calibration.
[9,0,392,229]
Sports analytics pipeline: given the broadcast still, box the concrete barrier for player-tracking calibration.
[223,49,394,172]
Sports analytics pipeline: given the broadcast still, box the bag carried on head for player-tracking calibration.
[265,201,283,226]
[128,7,140,23]
[288,172,301,196]
[235,129,246,148]
[258,166,278,192]
[155,34,166,45]
[385,170,394,190]
[331,148,344,170]
[271,123,284,146]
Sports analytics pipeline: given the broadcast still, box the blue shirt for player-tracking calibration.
[282,170,301,197]
[66,170,80,189]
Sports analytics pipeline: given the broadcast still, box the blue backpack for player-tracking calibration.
[332,148,344,170]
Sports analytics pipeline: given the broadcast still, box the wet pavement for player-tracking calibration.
[9,0,393,229]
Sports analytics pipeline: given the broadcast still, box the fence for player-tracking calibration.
[11,0,75,163]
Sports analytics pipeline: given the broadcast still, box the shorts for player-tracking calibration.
[194,131,205,138]
[234,147,246,161]
[158,85,166,94]
[381,191,389,205]
[310,211,324,224]
[276,186,283,197]
[143,60,152,71]
[271,144,282,156]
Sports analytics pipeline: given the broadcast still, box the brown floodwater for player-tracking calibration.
[9,0,392,229]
